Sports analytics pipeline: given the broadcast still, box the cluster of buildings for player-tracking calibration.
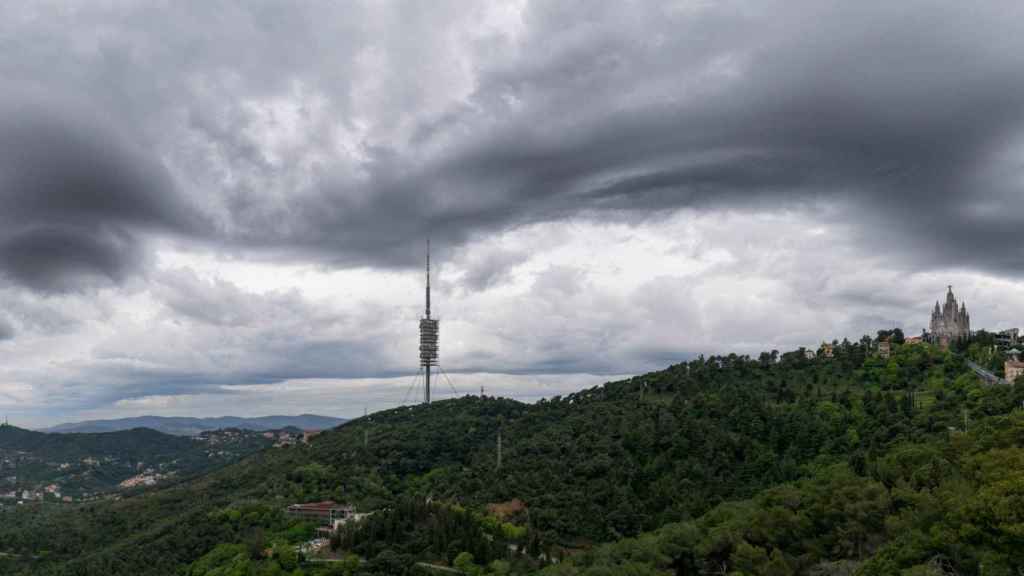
[118,469,169,489]
[263,429,323,448]
[0,484,73,504]
[800,287,1022,383]
[927,286,1024,384]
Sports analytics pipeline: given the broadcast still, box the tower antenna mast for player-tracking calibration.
[419,239,440,403]
[426,239,431,318]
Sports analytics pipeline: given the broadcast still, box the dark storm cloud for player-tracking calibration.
[0,107,204,292]
[4,1,1024,280]
[160,1,1022,279]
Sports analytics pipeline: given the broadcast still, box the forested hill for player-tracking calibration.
[0,424,196,460]
[0,424,278,498]
[3,341,1023,575]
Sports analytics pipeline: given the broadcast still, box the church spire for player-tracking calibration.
[929,286,970,348]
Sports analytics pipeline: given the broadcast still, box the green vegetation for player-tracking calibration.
[0,426,277,498]
[333,497,537,570]
[544,409,1024,575]
[1,339,1023,575]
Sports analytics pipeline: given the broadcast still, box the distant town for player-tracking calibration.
[0,427,320,506]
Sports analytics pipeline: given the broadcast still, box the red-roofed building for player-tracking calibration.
[286,501,354,526]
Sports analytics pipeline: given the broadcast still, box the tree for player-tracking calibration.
[272,542,299,572]
[765,548,793,576]
[454,551,482,576]
[730,541,768,574]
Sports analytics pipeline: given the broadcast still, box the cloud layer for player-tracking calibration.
[0,1,1023,425]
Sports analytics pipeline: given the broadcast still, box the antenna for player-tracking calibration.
[363,406,368,448]
[426,238,431,319]
[419,239,440,403]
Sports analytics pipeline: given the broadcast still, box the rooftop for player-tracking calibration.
[287,501,351,512]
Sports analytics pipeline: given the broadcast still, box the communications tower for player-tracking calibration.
[419,240,439,403]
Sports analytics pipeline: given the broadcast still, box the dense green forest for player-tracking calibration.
[1,340,1023,575]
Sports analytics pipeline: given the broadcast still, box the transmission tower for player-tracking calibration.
[400,240,458,406]
[419,240,440,403]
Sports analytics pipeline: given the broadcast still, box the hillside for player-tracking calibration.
[42,414,347,435]
[0,425,280,500]
[1,341,1022,575]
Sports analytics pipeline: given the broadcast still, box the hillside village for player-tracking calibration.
[0,427,289,504]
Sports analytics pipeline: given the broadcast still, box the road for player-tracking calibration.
[965,359,1007,385]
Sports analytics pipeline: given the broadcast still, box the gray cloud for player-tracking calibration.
[3,2,1023,277]
[169,1,1024,279]
[2,1,1024,425]
[0,108,204,292]
[0,316,13,341]
[456,247,530,292]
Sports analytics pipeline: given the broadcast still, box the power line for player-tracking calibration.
[401,369,422,406]
[438,365,459,397]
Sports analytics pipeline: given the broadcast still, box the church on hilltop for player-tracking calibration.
[929,286,970,348]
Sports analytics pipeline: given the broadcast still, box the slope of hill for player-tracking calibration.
[0,424,279,499]
[1,341,1021,575]
[41,414,346,435]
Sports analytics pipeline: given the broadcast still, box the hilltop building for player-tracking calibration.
[1006,361,1024,384]
[996,329,1020,349]
[878,339,891,359]
[286,501,354,526]
[1007,349,1024,385]
[929,286,970,348]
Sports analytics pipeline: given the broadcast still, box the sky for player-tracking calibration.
[1,1,1024,427]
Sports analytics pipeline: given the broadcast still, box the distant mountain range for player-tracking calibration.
[40,414,347,436]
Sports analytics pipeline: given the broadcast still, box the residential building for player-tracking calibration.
[997,329,1020,349]
[1006,360,1024,384]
